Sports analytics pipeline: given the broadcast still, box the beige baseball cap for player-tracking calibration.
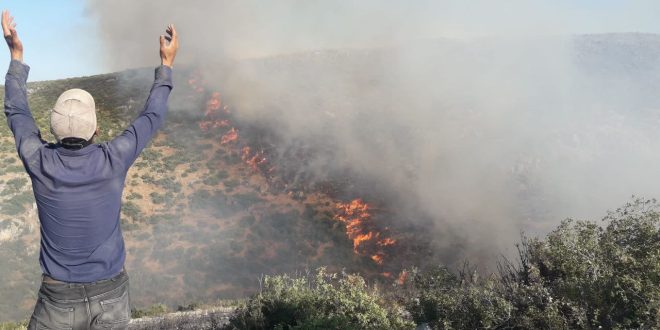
[50,89,97,141]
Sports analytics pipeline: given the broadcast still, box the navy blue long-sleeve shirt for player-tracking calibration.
[4,60,173,282]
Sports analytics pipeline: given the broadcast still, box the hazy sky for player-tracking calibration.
[0,0,99,81]
[1,1,660,80]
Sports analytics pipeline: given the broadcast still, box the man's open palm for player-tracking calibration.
[2,10,23,61]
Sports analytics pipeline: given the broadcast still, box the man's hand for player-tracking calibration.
[1,10,22,62]
[160,24,178,68]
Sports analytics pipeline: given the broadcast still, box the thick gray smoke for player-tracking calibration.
[87,1,660,261]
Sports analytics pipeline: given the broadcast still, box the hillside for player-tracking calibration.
[1,33,660,322]
[0,67,404,321]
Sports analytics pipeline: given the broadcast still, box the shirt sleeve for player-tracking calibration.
[107,65,173,169]
[4,60,45,163]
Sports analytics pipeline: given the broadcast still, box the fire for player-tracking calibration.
[241,146,268,172]
[352,232,373,253]
[334,199,371,252]
[190,76,234,134]
[221,128,239,144]
[370,254,384,265]
[397,270,408,285]
[333,198,396,266]
[189,71,399,270]
[193,82,271,175]
[377,237,396,247]
[207,92,221,112]
[199,119,231,131]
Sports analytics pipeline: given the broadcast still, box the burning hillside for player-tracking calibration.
[191,74,405,271]
[0,56,433,321]
[3,34,660,323]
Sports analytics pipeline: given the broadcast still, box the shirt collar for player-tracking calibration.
[55,143,99,156]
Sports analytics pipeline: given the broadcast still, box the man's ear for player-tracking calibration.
[95,127,100,137]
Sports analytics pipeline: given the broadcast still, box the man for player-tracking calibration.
[2,9,179,329]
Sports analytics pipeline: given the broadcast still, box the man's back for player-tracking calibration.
[29,143,128,282]
[7,62,175,283]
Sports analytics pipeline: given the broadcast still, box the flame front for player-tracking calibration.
[189,73,398,271]
[397,270,408,285]
[333,199,397,266]
[221,128,239,144]
[241,146,268,172]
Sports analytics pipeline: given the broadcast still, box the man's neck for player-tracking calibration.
[60,137,92,150]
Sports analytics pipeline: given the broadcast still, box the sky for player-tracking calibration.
[1,1,660,80]
[0,0,101,81]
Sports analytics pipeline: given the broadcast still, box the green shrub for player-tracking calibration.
[207,170,229,186]
[154,176,182,192]
[223,178,240,191]
[121,200,142,222]
[4,165,24,173]
[2,177,27,195]
[522,197,660,329]
[1,191,34,216]
[232,192,263,209]
[150,191,175,205]
[406,197,660,330]
[225,268,412,330]
[131,303,169,318]
[126,192,143,200]
[0,320,27,330]
[406,265,567,329]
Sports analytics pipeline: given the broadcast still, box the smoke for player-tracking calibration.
[87,1,660,261]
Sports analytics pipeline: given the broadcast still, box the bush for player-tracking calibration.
[0,321,27,330]
[1,191,34,216]
[205,170,230,186]
[406,197,660,329]
[126,192,143,200]
[406,264,568,329]
[225,268,412,329]
[150,191,175,205]
[121,200,142,222]
[131,303,169,318]
[522,197,660,329]
[2,177,27,196]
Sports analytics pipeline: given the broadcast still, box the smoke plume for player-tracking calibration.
[86,1,660,262]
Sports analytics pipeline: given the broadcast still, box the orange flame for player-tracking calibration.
[199,119,231,131]
[370,254,384,265]
[352,232,373,253]
[333,199,396,266]
[378,237,396,247]
[206,92,222,114]
[196,88,233,133]
[221,128,239,144]
[191,74,399,269]
[241,146,268,172]
[397,270,408,285]
[334,199,371,252]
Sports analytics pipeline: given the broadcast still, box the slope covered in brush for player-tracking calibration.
[0,67,390,322]
[2,33,660,322]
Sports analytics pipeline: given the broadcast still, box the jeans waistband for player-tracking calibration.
[39,270,129,303]
[42,268,126,286]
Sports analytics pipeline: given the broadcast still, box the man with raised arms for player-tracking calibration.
[2,9,178,329]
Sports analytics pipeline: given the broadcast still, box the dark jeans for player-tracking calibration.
[28,270,130,330]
